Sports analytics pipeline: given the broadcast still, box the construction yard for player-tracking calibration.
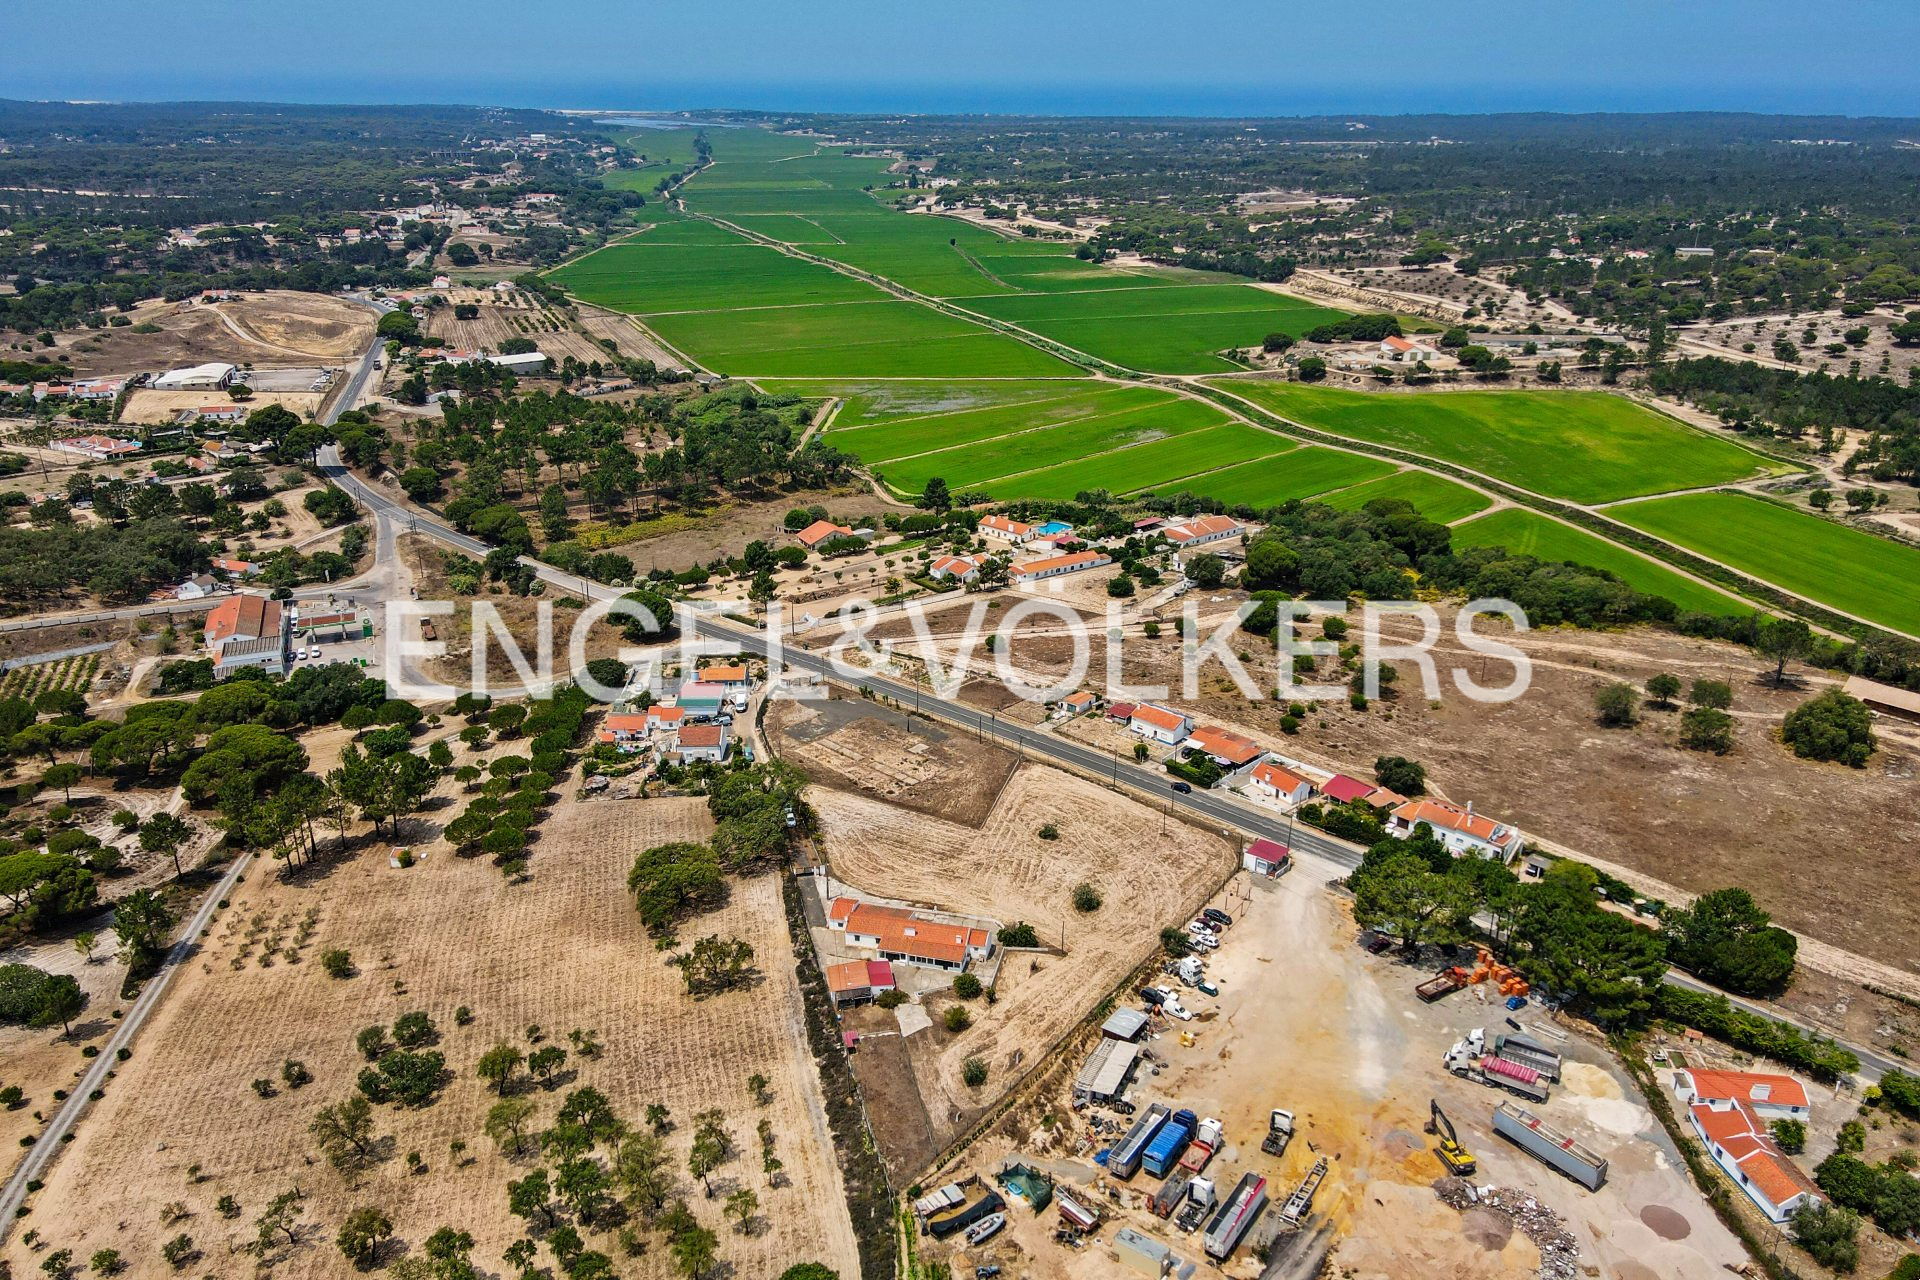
[771,693,1236,1181]
[916,857,1749,1280]
[4,787,861,1279]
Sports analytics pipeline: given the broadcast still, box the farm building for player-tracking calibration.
[1379,335,1440,362]
[1387,796,1524,862]
[1074,1037,1142,1104]
[675,681,728,719]
[1249,761,1313,806]
[1162,514,1243,547]
[1129,704,1192,745]
[1058,691,1100,718]
[1319,773,1377,805]
[674,722,731,764]
[795,519,854,549]
[152,361,237,390]
[824,959,895,1008]
[1687,1098,1822,1224]
[1673,1070,1810,1121]
[50,435,142,460]
[1100,1008,1150,1042]
[928,554,984,583]
[1842,675,1920,724]
[978,514,1033,544]
[487,351,549,374]
[1243,837,1291,878]
[1011,549,1110,583]
[826,898,993,973]
[1182,725,1262,770]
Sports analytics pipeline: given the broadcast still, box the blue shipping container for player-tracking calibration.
[1142,1120,1193,1178]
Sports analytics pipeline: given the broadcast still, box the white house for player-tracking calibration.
[1011,549,1109,583]
[828,898,992,973]
[50,435,142,461]
[928,554,983,583]
[1673,1070,1810,1121]
[673,722,731,764]
[1688,1098,1822,1224]
[978,515,1033,544]
[1129,704,1192,745]
[1242,837,1291,878]
[1379,335,1439,363]
[1249,761,1314,806]
[1162,515,1243,548]
[1387,797,1524,862]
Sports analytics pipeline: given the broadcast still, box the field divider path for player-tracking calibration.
[0,851,255,1235]
[1181,377,1918,644]
[864,396,1187,467]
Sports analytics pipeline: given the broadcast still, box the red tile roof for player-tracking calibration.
[1320,774,1375,804]
[647,705,685,726]
[602,713,649,735]
[699,664,748,684]
[678,723,726,748]
[1691,1099,1820,1208]
[203,595,281,646]
[834,900,988,967]
[1130,704,1189,734]
[1185,725,1262,766]
[1391,798,1519,848]
[1013,549,1109,579]
[980,515,1032,538]
[1678,1069,1809,1111]
[796,519,853,547]
[1252,761,1311,794]
[1246,837,1290,865]
[1164,515,1241,543]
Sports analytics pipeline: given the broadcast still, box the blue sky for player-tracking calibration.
[12,0,1920,116]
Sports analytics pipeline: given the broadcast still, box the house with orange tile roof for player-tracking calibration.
[1249,761,1314,806]
[1673,1069,1810,1120]
[51,434,143,460]
[645,705,685,732]
[1379,335,1440,362]
[1011,549,1110,583]
[795,518,854,549]
[674,722,731,764]
[1058,691,1100,718]
[1182,725,1263,770]
[826,898,993,972]
[1128,703,1192,746]
[1162,514,1243,547]
[1388,796,1524,862]
[201,594,290,677]
[929,554,984,583]
[697,663,750,689]
[595,712,651,752]
[1687,1097,1822,1223]
[978,514,1033,544]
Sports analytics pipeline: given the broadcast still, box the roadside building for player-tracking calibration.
[674,722,731,764]
[1162,514,1243,548]
[1320,773,1376,805]
[1011,549,1110,583]
[1182,725,1263,771]
[487,351,549,375]
[1387,797,1524,862]
[1105,701,1137,723]
[1059,691,1100,718]
[1673,1070,1810,1121]
[1130,704,1192,745]
[212,557,260,578]
[595,713,651,753]
[928,554,983,583]
[203,594,290,678]
[795,519,854,549]
[978,514,1033,544]
[1243,837,1291,878]
[1687,1098,1822,1224]
[826,898,993,973]
[1361,787,1406,813]
[697,664,750,691]
[1248,761,1314,806]
[152,361,237,391]
[675,681,727,720]
[825,959,896,1008]
[170,574,221,601]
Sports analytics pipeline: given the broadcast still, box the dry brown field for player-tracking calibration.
[51,291,375,377]
[119,388,324,425]
[5,792,860,1278]
[420,290,627,367]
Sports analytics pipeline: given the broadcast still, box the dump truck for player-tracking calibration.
[1180,1117,1223,1173]
[1261,1108,1295,1157]
[1150,1166,1193,1218]
[1493,1101,1608,1190]
[1109,1103,1169,1180]
[1493,1032,1563,1082]
[1204,1171,1268,1260]
[1143,1108,1197,1178]
[1417,968,1469,1002]
[1445,1038,1550,1103]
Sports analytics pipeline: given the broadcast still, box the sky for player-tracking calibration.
[11,0,1920,117]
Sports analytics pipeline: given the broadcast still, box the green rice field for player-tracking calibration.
[1608,492,1920,636]
[1216,382,1791,503]
[1148,447,1394,506]
[877,395,1230,491]
[1451,509,1751,616]
[1318,471,1494,523]
[989,423,1288,501]
[647,301,1075,377]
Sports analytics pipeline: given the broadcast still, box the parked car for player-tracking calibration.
[1185,932,1218,952]
[1171,781,1192,794]
[1202,908,1233,928]
[1187,918,1217,935]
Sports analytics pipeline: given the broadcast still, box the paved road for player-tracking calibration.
[315,457,1904,1084]
[0,852,256,1235]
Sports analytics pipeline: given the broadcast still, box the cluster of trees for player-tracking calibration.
[1781,688,1877,766]
[627,762,809,935]
[440,688,591,878]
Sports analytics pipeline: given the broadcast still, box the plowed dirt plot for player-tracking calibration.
[807,767,1234,1156]
[768,695,1016,825]
[8,795,859,1280]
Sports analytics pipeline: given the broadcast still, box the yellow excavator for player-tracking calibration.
[1427,1098,1477,1176]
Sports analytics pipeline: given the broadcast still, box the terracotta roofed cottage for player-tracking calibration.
[826,899,992,972]
[1687,1098,1822,1223]
[1011,549,1110,583]
[1183,725,1263,769]
[1673,1069,1810,1120]
[1387,797,1524,862]
[795,519,854,549]
[1249,761,1314,806]
[1128,703,1192,745]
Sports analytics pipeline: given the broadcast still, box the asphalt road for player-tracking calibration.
[313,454,1904,1083]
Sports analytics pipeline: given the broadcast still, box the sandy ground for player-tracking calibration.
[120,387,326,425]
[50,291,375,378]
[5,791,860,1279]
[797,738,1234,1178]
[768,695,1017,826]
[927,861,1747,1280]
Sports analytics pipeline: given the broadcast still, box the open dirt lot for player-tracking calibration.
[769,695,1016,825]
[6,791,859,1278]
[120,387,325,425]
[796,737,1234,1179]
[925,862,1747,1280]
[50,291,375,377]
